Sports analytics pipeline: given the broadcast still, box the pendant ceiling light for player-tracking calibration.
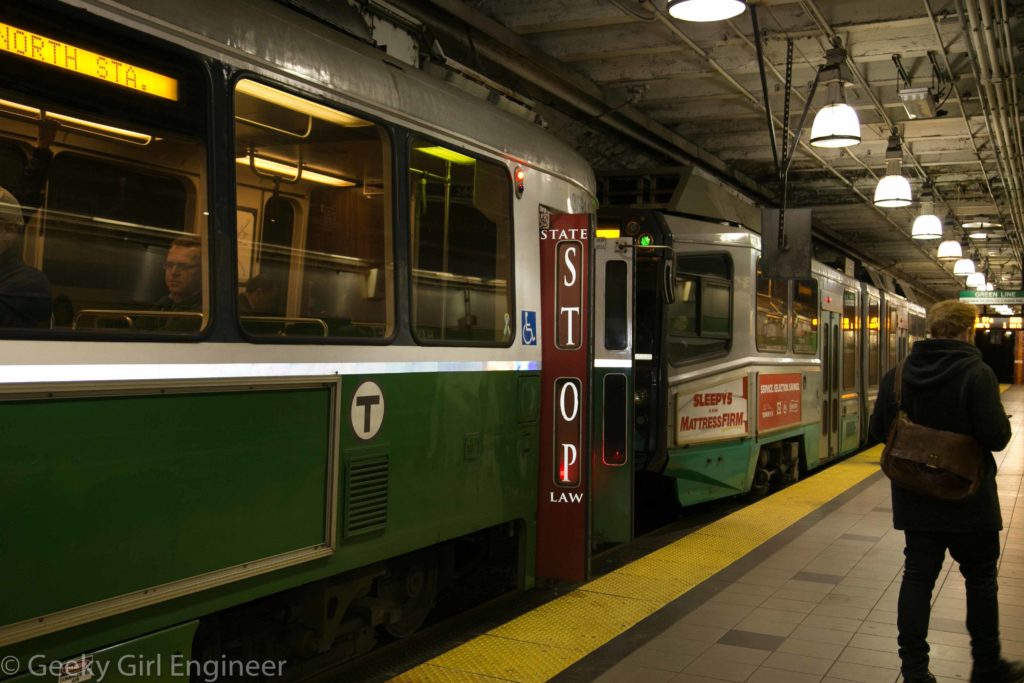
[953,257,976,276]
[963,217,1001,229]
[964,217,998,240]
[936,240,962,259]
[911,185,941,240]
[965,272,986,289]
[873,131,912,208]
[810,43,860,148]
[667,0,747,22]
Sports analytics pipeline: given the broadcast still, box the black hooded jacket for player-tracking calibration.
[869,338,1011,532]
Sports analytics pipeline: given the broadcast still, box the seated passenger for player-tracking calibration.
[239,273,282,315]
[152,236,202,331]
[0,187,51,328]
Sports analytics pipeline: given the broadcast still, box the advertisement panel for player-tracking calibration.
[758,373,802,432]
[674,377,748,445]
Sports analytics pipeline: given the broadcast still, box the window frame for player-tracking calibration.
[841,288,858,390]
[406,133,516,348]
[666,252,733,367]
[755,261,790,354]
[790,278,819,356]
[0,11,212,342]
[230,74,398,346]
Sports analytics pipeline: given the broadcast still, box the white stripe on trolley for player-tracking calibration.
[0,360,541,384]
[593,359,632,368]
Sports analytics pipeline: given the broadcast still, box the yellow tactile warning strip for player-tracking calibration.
[389,446,885,683]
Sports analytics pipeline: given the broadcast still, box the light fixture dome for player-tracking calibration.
[810,103,861,148]
[667,0,747,22]
[911,213,942,240]
[967,230,988,240]
[963,217,1001,229]
[965,272,986,288]
[953,258,976,276]
[874,174,912,208]
[937,239,962,259]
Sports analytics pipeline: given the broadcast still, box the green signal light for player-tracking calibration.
[637,233,654,247]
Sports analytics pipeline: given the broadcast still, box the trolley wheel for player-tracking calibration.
[379,549,439,638]
[746,467,771,501]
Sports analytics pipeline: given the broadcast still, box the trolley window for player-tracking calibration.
[667,253,732,365]
[0,11,208,336]
[842,288,858,390]
[909,309,926,346]
[868,296,880,387]
[756,263,788,352]
[409,138,512,345]
[604,260,627,350]
[792,278,818,355]
[233,80,393,340]
[887,308,898,370]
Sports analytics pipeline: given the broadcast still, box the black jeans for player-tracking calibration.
[898,530,1002,675]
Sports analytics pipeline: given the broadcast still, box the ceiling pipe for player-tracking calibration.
[922,0,1005,230]
[961,0,1024,274]
[999,0,1024,171]
[957,1,1024,263]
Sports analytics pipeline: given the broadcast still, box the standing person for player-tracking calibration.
[869,300,1020,683]
[0,187,51,328]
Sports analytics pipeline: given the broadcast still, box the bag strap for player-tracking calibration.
[893,358,907,409]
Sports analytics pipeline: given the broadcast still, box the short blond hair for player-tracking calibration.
[926,299,977,338]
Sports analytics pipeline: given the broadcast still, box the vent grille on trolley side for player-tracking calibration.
[343,455,389,538]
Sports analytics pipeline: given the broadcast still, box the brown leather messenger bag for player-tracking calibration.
[879,359,986,501]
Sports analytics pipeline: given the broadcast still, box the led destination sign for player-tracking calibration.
[0,22,178,101]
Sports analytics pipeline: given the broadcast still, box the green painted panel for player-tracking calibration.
[1,385,333,628]
[590,369,632,547]
[344,372,537,551]
[6,621,198,682]
[666,440,751,506]
[840,412,860,455]
[5,371,538,666]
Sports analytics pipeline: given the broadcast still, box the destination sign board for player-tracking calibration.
[959,290,1024,305]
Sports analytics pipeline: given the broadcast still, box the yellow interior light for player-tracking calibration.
[0,22,177,100]
[235,80,370,127]
[46,111,152,145]
[0,96,38,118]
[0,97,152,145]
[236,154,355,187]
[595,228,621,239]
[416,146,476,164]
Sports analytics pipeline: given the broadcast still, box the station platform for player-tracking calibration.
[390,385,1024,683]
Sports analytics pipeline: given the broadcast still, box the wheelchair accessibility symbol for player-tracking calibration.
[521,310,537,346]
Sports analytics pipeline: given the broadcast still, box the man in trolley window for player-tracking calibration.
[0,186,51,328]
[152,236,203,332]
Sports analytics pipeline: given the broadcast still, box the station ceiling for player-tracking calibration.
[387,0,1024,302]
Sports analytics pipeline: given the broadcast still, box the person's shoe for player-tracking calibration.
[903,672,937,683]
[971,659,1024,683]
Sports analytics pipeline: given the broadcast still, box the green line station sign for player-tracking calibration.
[960,290,1024,305]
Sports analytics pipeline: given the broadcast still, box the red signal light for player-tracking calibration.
[514,166,525,198]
